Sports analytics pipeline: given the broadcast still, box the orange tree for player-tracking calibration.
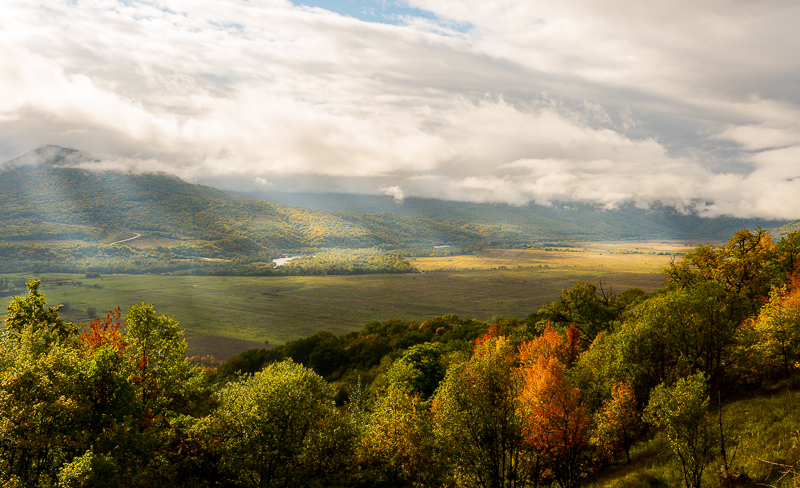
[517,329,591,488]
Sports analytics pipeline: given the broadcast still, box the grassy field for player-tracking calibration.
[0,242,691,360]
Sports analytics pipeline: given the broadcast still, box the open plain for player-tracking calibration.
[0,241,698,359]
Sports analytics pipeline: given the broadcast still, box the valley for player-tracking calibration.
[0,241,684,360]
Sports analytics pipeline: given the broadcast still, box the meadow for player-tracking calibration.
[0,241,694,360]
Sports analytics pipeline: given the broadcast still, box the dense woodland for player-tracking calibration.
[2,228,800,487]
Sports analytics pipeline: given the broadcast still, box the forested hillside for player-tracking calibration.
[237,190,794,242]
[0,147,488,251]
[3,228,800,487]
[1,146,793,277]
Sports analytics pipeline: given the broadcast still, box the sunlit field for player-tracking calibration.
[0,241,699,360]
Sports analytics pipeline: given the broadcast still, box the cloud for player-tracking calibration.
[1,0,799,219]
[379,184,405,204]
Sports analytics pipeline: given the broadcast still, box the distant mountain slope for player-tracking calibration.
[0,147,490,252]
[235,190,790,242]
[772,220,800,237]
[1,146,790,254]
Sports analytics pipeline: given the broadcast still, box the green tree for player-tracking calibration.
[614,282,736,397]
[529,281,621,344]
[124,303,205,429]
[213,360,354,488]
[3,279,77,343]
[665,227,775,319]
[385,342,446,401]
[643,373,718,488]
[0,285,210,487]
[358,370,441,487]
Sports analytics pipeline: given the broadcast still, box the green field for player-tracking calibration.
[0,243,684,360]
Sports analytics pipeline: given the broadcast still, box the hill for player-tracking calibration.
[0,147,491,254]
[236,189,790,242]
[0,145,791,276]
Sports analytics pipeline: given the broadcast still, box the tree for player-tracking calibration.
[213,360,354,488]
[734,283,800,381]
[386,342,447,401]
[125,303,205,430]
[432,334,532,488]
[0,285,210,487]
[665,227,775,319]
[614,282,737,397]
[768,232,800,287]
[3,279,77,343]
[643,373,718,488]
[359,366,441,487]
[592,381,641,464]
[529,282,621,344]
[518,345,591,488]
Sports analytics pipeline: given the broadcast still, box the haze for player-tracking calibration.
[2,0,799,219]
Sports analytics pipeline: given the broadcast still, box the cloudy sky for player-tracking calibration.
[2,0,800,219]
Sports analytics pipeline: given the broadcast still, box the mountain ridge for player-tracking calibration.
[1,146,794,254]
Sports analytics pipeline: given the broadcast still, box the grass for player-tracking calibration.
[1,243,674,360]
[583,375,800,488]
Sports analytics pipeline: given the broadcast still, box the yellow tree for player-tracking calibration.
[591,381,641,464]
[432,334,533,488]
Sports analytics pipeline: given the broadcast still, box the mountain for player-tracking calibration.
[0,146,792,257]
[235,190,791,242]
[0,147,490,253]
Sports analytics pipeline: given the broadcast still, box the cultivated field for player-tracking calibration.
[1,241,695,360]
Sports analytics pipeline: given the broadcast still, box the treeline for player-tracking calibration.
[2,228,800,487]
[0,243,415,276]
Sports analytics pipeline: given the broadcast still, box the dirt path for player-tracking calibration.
[109,233,141,245]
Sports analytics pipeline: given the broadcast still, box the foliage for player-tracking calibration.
[357,367,442,487]
[643,373,718,488]
[213,360,354,488]
[518,330,591,488]
[613,282,737,398]
[731,279,800,384]
[530,281,626,344]
[592,381,641,464]
[432,335,532,488]
[0,282,209,487]
[665,227,776,318]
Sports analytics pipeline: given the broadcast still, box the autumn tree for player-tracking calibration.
[432,334,532,488]
[732,281,800,382]
[518,335,591,488]
[591,381,641,464]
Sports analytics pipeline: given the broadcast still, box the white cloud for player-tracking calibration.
[1,0,799,219]
[379,184,405,204]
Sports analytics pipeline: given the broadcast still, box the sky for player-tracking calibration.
[2,0,800,219]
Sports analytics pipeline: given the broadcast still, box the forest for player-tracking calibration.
[2,227,800,487]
